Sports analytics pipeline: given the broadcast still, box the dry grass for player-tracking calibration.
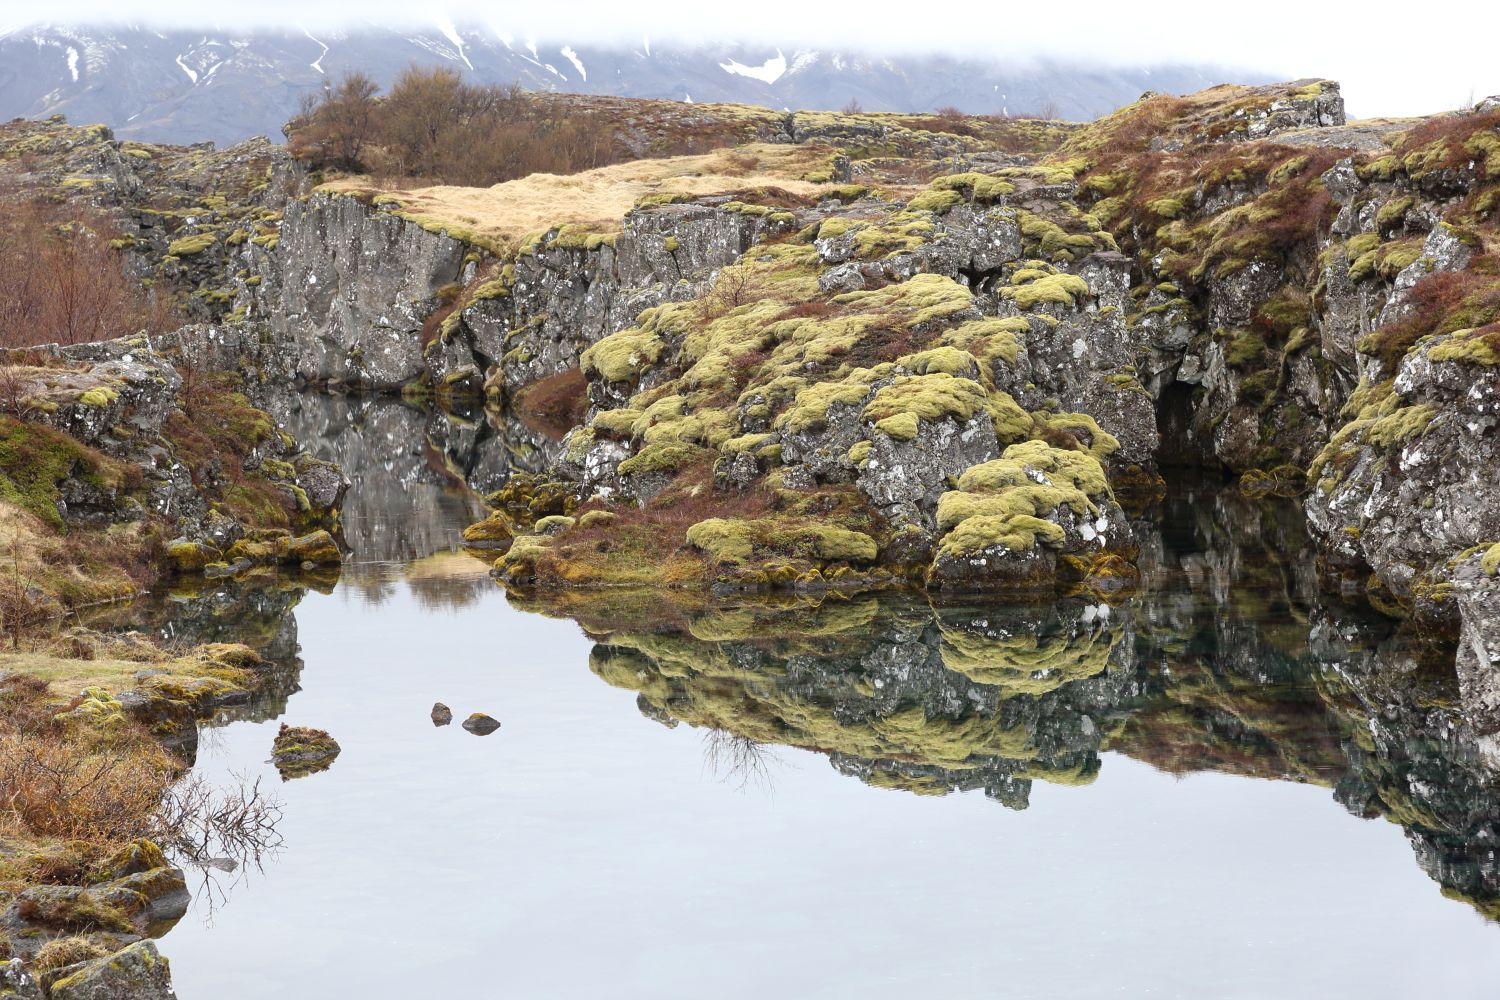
[0,503,149,641]
[324,143,837,249]
[0,725,177,843]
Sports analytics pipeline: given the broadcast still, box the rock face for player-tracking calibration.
[1452,553,1500,732]
[42,941,176,1000]
[1305,330,1500,601]
[251,193,470,390]
[0,334,345,590]
[243,192,787,394]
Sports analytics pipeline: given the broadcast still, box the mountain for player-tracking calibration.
[0,22,1272,146]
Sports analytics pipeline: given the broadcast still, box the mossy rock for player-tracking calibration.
[271,723,341,780]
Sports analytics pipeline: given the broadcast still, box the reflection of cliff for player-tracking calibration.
[81,574,318,723]
[1312,617,1500,920]
[534,477,1500,920]
[263,392,564,611]
[590,597,1129,808]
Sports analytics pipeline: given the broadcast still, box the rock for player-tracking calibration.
[431,702,453,726]
[1453,552,1500,734]
[462,713,501,736]
[270,723,341,779]
[0,959,41,1000]
[42,941,176,1000]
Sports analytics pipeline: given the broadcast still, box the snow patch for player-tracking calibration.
[560,45,586,81]
[719,50,787,85]
[302,26,329,75]
[65,46,78,81]
[435,16,473,71]
[174,54,197,83]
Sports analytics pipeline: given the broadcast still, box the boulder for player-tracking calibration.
[462,713,501,736]
[270,723,341,779]
[42,941,176,1000]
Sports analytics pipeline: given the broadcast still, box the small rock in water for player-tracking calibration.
[431,702,453,726]
[462,712,500,735]
[271,723,341,779]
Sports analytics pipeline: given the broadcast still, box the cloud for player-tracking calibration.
[9,0,1498,117]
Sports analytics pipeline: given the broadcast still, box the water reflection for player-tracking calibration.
[113,394,1500,939]
[510,476,1500,920]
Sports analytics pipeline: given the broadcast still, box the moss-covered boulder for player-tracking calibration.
[927,441,1132,591]
[270,723,341,780]
[42,940,175,1000]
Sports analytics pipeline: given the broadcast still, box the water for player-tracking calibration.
[123,395,1500,999]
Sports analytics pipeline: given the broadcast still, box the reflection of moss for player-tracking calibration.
[938,619,1116,697]
[581,595,1131,803]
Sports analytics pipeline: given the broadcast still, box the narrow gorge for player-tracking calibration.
[1,75,1499,997]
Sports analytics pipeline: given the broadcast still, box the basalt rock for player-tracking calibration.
[42,941,176,1000]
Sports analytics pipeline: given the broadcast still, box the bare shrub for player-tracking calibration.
[0,726,178,842]
[289,65,622,186]
[0,197,174,350]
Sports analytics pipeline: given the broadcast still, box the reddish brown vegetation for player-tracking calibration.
[289,66,624,186]
[1361,254,1500,366]
[0,198,175,349]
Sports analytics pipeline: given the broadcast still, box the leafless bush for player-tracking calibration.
[0,726,177,841]
[0,196,175,349]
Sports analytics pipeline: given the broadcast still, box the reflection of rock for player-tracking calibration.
[587,595,1132,809]
[1312,609,1500,921]
[522,474,1500,921]
[80,576,312,728]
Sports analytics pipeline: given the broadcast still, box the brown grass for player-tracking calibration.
[324,143,836,250]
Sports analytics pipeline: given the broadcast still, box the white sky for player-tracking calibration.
[5,0,1499,117]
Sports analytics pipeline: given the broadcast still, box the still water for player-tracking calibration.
[134,395,1500,998]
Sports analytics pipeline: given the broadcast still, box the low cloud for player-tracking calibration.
[6,1,1496,117]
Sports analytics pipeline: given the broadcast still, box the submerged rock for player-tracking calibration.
[431,702,453,726]
[270,723,341,779]
[462,713,501,736]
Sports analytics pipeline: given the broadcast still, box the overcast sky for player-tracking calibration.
[8,1,1499,117]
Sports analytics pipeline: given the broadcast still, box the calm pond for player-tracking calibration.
[116,395,1500,998]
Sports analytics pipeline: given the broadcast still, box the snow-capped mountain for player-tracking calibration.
[0,22,1270,145]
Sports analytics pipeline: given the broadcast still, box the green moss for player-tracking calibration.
[1481,542,1500,576]
[937,512,1066,558]
[1376,196,1414,232]
[1224,328,1267,368]
[1000,272,1091,310]
[1427,326,1500,366]
[0,416,136,528]
[874,411,920,440]
[687,517,878,565]
[77,387,118,407]
[863,373,989,426]
[580,326,667,384]
[166,232,216,256]
[618,441,708,478]
[577,510,617,529]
